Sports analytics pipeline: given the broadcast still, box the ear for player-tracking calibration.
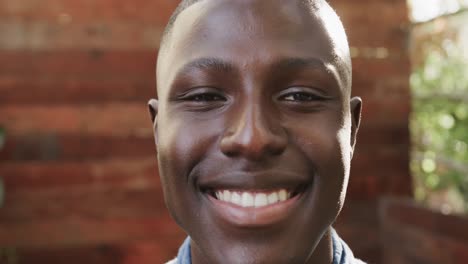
[350,97,362,158]
[148,98,159,145]
[148,99,158,122]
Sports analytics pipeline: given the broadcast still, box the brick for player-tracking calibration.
[348,145,412,199]
[332,0,409,26]
[0,103,152,136]
[0,1,174,50]
[0,1,409,51]
[382,247,414,264]
[14,239,183,264]
[449,240,468,264]
[0,187,178,247]
[347,172,381,200]
[347,30,408,53]
[352,144,409,172]
[0,1,413,263]
[0,158,159,192]
[0,75,155,104]
[333,1,409,50]
[0,19,164,50]
[360,96,411,126]
[0,61,409,106]
[357,125,409,147]
[0,50,158,104]
[352,57,411,78]
[347,172,412,200]
[352,58,411,126]
[352,59,411,98]
[353,75,409,101]
[0,0,178,24]
[338,201,379,227]
[0,100,409,136]
[0,98,407,137]
[0,134,155,161]
[381,198,468,242]
[1,58,409,104]
[0,50,156,77]
[381,198,468,264]
[335,201,381,263]
[334,222,381,263]
[382,220,452,263]
[113,239,183,264]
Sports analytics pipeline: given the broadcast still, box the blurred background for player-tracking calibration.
[0,0,467,263]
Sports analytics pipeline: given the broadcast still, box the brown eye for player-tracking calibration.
[186,93,226,102]
[280,92,324,102]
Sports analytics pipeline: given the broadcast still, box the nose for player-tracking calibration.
[220,103,287,160]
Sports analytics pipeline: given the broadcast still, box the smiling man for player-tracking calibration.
[148,0,364,263]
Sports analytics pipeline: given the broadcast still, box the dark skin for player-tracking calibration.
[149,0,362,263]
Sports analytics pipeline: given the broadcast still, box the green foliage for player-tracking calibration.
[411,42,468,214]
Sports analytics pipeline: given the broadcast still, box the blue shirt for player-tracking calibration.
[168,229,365,264]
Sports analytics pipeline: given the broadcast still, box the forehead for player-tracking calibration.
[158,0,350,94]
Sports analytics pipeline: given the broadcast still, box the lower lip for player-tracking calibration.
[206,192,303,227]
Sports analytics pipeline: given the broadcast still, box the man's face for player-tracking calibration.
[151,0,361,263]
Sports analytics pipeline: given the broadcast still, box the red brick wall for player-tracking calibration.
[0,0,412,263]
[331,0,412,262]
[381,198,468,264]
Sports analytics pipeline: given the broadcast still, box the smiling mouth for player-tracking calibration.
[204,185,308,227]
[207,187,305,208]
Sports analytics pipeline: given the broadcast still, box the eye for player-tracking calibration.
[278,87,328,102]
[185,92,226,102]
[176,87,228,103]
[175,88,229,112]
[280,92,324,102]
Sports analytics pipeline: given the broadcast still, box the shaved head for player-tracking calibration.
[157,0,352,94]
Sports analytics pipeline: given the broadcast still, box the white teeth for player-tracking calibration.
[254,193,268,207]
[216,191,224,201]
[242,192,254,207]
[223,190,231,202]
[267,192,279,204]
[215,189,293,208]
[278,189,288,202]
[231,192,242,205]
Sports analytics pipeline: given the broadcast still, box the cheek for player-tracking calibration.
[292,117,346,170]
[156,115,222,222]
[292,117,350,204]
[158,116,223,174]
[317,125,352,212]
[157,117,197,221]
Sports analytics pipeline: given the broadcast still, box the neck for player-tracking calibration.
[305,228,334,264]
[191,228,334,264]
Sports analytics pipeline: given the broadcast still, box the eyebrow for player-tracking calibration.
[271,57,331,73]
[272,57,342,87]
[174,56,343,88]
[176,57,235,76]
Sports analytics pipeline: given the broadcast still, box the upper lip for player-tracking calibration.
[197,170,311,192]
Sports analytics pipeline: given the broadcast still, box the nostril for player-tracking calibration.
[219,137,245,158]
[221,148,238,158]
[220,107,288,159]
[220,129,287,160]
